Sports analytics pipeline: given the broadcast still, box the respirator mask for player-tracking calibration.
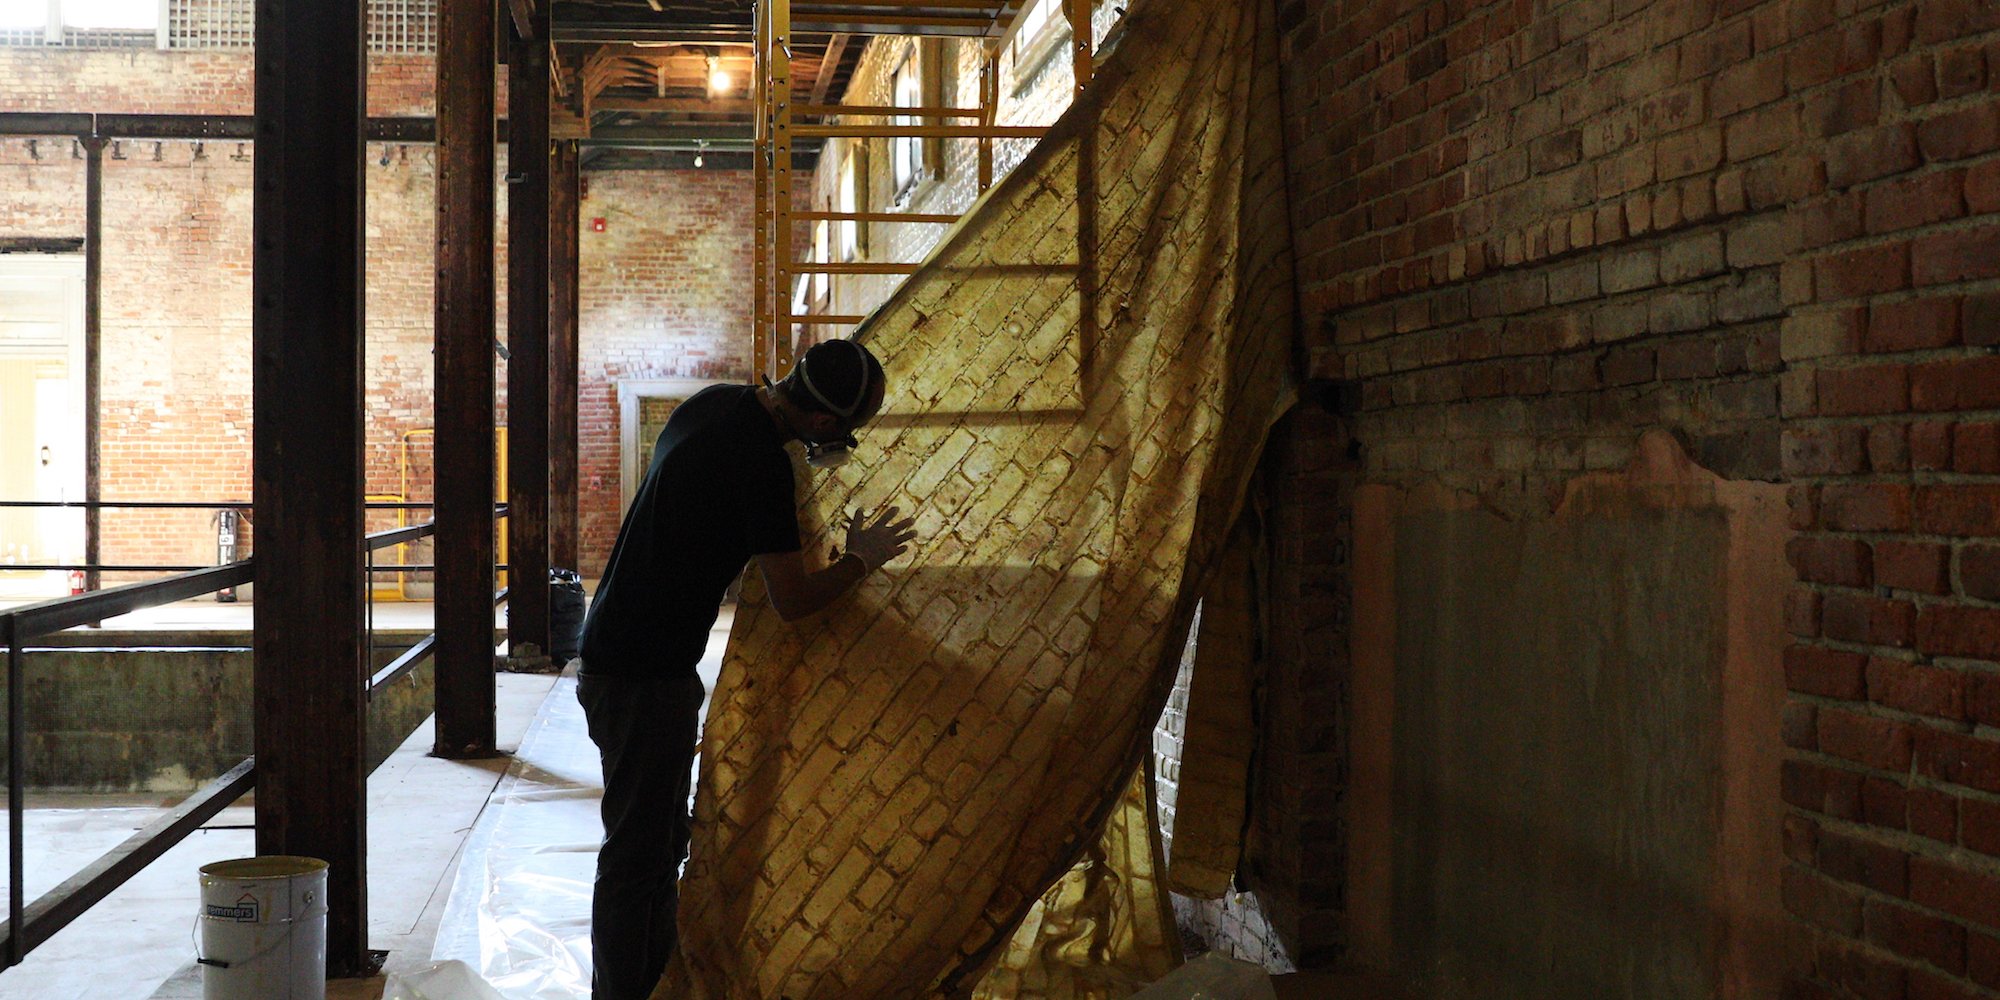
[805,433,858,469]
[776,339,874,470]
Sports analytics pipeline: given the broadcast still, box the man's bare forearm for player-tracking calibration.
[777,553,870,621]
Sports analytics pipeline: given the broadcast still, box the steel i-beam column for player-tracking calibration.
[251,0,374,977]
[549,139,581,577]
[506,4,553,667]
[83,137,102,599]
[432,0,499,755]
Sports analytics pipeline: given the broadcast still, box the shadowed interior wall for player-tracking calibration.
[1348,438,1793,998]
[1392,505,1726,998]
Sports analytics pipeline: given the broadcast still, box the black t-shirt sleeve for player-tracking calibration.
[742,450,802,555]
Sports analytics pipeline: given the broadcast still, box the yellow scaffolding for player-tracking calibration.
[750,0,1077,379]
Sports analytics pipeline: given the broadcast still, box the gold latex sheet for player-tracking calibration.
[653,0,1293,992]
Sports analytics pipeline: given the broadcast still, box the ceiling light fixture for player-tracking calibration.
[694,139,707,169]
[707,51,731,95]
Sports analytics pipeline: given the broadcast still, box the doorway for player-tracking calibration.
[616,377,729,515]
[0,254,86,598]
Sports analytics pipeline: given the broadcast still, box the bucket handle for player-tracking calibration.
[192,888,325,971]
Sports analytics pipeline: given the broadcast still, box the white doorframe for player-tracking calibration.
[0,253,87,594]
[616,378,730,513]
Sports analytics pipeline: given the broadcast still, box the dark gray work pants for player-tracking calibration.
[576,668,705,1000]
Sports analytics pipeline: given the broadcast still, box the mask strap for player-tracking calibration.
[797,340,871,420]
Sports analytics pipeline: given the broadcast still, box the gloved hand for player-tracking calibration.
[842,506,918,572]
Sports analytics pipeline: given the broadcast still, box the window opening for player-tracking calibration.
[837,149,863,260]
[891,51,924,203]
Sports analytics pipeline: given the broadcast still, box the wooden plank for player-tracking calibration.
[508,0,534,41]
[433,0,499,757]
[978,46,995,190]
[82,137,101,597]
[809,33,849,105]
[795,209,957,223]
[549,140,581,576]
[793,123,1045,138]
[789,261,921,274]
[250,0,373,976]
[794,13,995,27]
[506,0,554,666]
[794,102,981,118]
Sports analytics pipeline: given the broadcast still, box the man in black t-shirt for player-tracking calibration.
[574,338,914,1000]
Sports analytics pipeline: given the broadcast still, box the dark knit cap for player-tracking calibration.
[786,339,884,419]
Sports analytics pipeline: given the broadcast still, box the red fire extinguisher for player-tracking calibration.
[68,567,84,595]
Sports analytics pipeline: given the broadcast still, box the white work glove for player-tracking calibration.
[842,506,918,572]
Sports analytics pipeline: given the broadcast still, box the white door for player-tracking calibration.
[0,255,86,598]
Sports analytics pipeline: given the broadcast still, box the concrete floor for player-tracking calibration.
[0,670,557,1000]
[0,595,1404,999]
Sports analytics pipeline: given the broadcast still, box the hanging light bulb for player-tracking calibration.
[694,139,706,169]
[706,51,731,95]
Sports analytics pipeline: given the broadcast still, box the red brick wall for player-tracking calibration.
[1278,0,2000,991]
[0,48,753,580]
[577,168,755,568]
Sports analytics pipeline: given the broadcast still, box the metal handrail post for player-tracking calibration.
[5,613,21,968]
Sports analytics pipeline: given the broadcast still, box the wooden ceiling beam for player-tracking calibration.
[507,0,535,41]
[809,33,849,105]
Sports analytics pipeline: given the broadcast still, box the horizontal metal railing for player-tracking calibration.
[0,499,442,575]
[0,504,508,969]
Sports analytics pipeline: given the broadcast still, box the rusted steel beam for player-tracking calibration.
[0,112,435,141]
[83,137,102,598]
[506,0,554,666]
[250,0,373,977]
[434,0,500,757]
[549,140,582,577]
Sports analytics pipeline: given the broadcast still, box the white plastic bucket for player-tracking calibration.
[197,855,329,1000]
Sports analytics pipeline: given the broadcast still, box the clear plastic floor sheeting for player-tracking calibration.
[416,614,729,1000]
[422,666,602,999]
